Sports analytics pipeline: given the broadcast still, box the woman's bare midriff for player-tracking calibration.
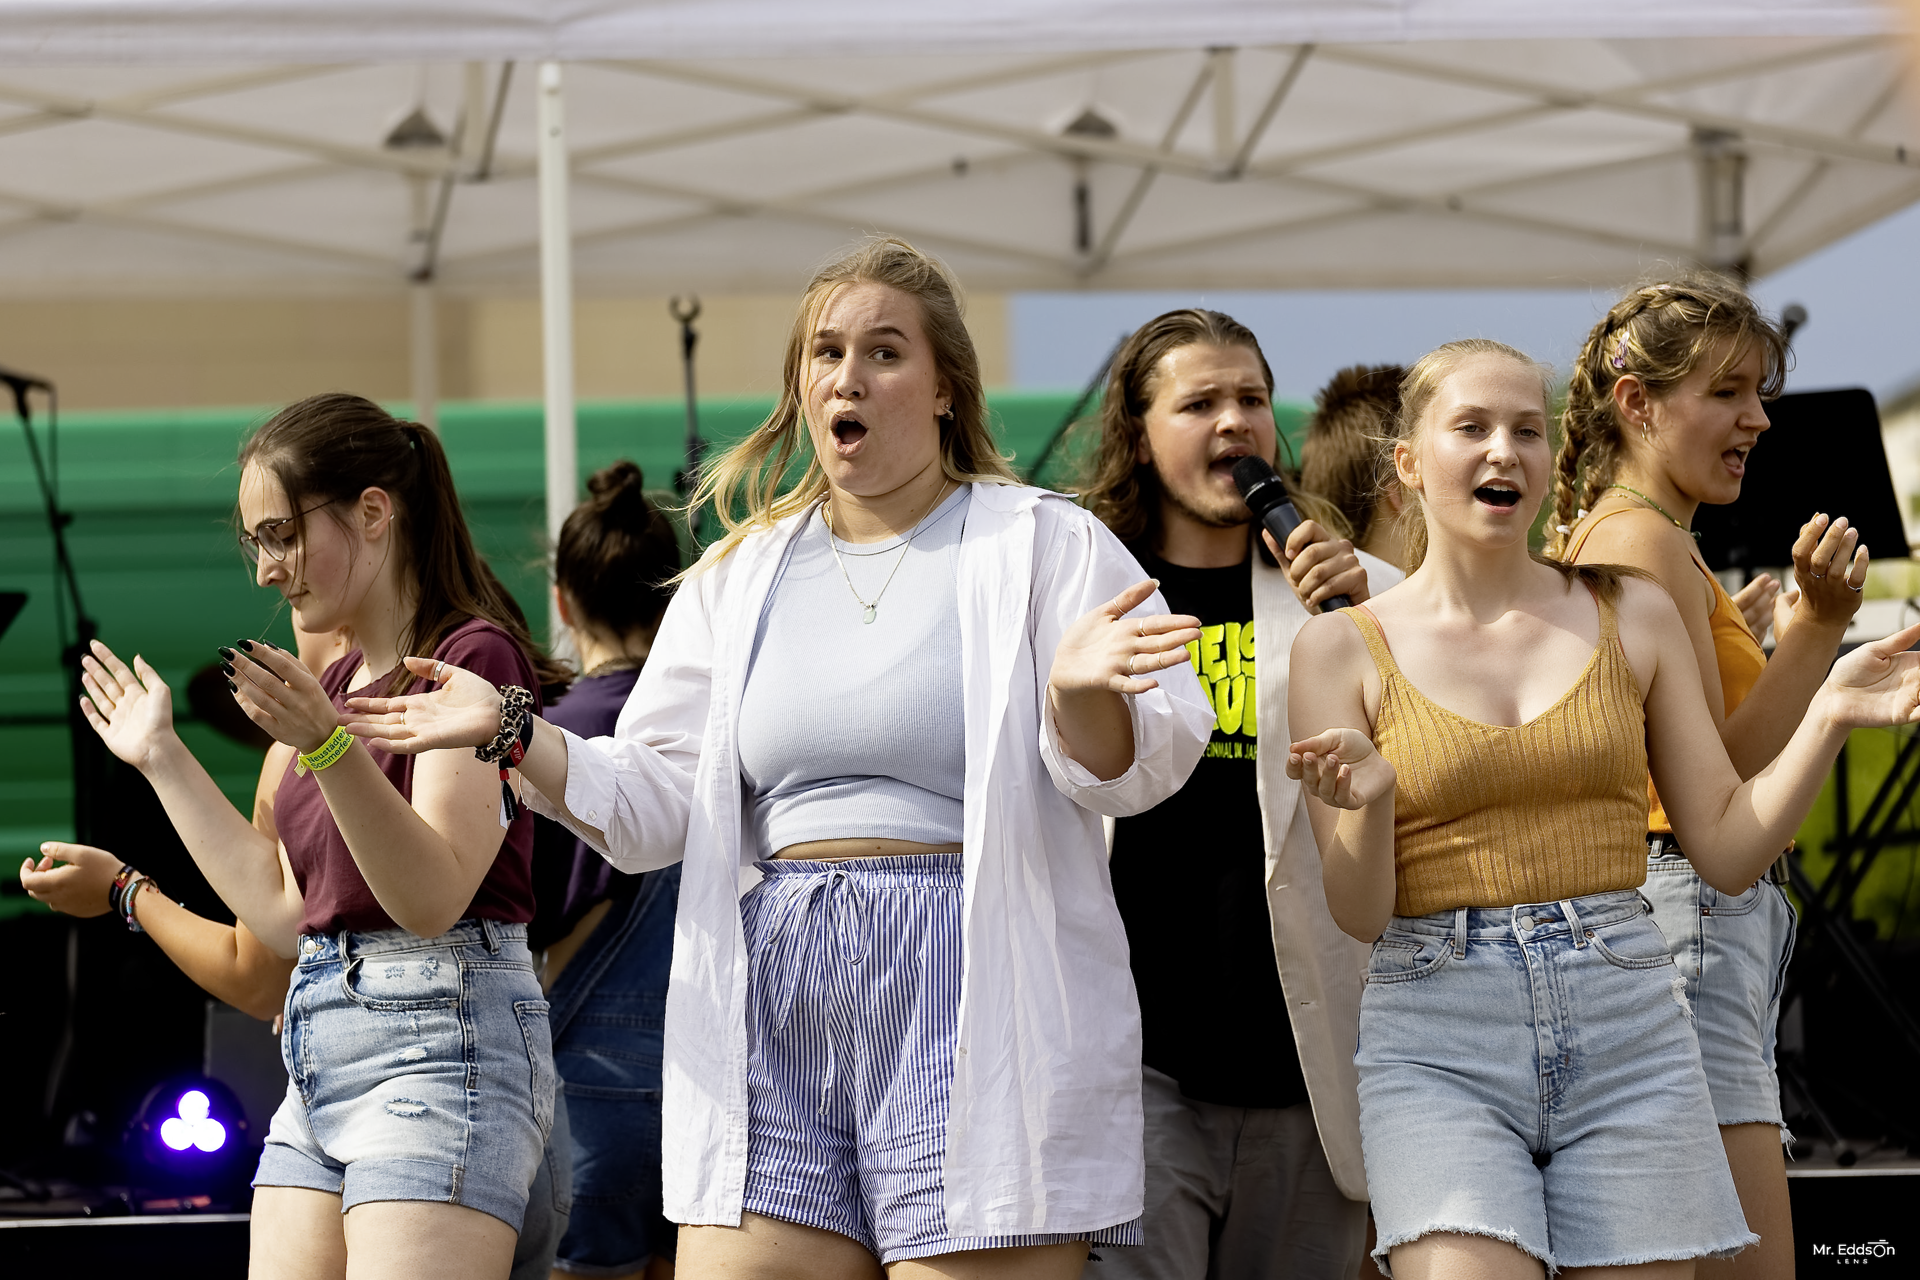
[773,838,963,861]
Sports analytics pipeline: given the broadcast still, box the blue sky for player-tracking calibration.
[1009,200,1920,407]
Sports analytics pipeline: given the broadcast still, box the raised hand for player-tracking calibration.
[1790,512,1868,629]
[1729,572,1780,641]
[1821,620,1920,730]
[1048,580,1202,698]
[19,841,122,918]
[1288,727,1395,810]
[340,656,504,755]
[79,640,179,771]
[224,639,342,754]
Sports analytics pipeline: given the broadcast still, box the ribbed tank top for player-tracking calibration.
[1344,590,1650,917]
[1562,507,1765,833]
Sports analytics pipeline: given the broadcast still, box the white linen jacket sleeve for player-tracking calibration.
[1033,502,1213,816]
[522,563,715,874]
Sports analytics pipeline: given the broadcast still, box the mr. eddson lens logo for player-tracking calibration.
[1812,1239,1896,1264]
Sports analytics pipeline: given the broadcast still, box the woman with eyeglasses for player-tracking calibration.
[75,392,570,1280]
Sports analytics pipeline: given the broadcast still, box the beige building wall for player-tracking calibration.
[0,292,1010,412]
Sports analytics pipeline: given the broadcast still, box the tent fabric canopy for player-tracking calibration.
[0,1,1901,62]
[0,3,1912,295]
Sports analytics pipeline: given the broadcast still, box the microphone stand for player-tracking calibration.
[6,372,101,1132]
[669,296,706,541]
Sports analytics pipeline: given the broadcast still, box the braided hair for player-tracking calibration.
[1546,272,1787,559]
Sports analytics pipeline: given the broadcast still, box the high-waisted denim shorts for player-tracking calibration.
[1643,844,1796,1133]
[1356,889,1756,1275]
[254,918,555,1231]
[739,855,1140,1265]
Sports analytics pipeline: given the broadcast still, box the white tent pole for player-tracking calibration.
[537,59,578,646]
[408,278,439,431]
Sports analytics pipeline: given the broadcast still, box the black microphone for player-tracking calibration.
[1780,303,1807,351]
[1232,456,1352,613]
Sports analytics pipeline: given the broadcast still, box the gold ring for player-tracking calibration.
[1138,622,1147,638]
[433,660,447,682]
[1127,654,1138,676]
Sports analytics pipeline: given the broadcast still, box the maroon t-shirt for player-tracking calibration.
[275,617,540,937]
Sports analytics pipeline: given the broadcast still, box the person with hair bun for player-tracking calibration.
[1551,274,1868,1280]
[531,460,683,1280]
[74,392,569,1280]
[341,237,1214,1277]
[1288,337,1920,1277]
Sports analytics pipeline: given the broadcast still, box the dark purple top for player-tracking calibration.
[275,618,540,937]
[528,667,643,949]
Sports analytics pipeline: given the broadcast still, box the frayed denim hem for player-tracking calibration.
[1555,1230,1759,1271]
[1370,1223,1552,1278]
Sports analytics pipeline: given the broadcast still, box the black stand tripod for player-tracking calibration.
[669,296,707,541]
[3,367,103,1135]
[1779,725,1920,1157]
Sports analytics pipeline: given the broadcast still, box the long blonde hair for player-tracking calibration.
[684,237,1017,570]
[1545,271,1786,559]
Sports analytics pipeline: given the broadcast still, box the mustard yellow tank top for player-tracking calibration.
[1344,591,1650,917]
[1563,508,1765,833]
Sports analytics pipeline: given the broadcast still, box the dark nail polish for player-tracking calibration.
[217,647,234,660]
[237,639,255,651]
[226,680,237,692]
[219,661,235,677]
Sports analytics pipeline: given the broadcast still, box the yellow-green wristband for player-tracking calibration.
[298,726,354,774]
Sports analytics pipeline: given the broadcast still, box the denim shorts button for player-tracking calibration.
[1519,915,1536,931]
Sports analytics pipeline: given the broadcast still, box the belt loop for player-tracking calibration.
[1562,898,1587,948]
[335,929,352,965]
[1452,906,1468,959]
[1649,835,1665,859]
[481,917,500,954]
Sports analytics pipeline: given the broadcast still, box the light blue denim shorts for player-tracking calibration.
[1643,844,1796,1133]
[255,918,556,1231]
[1356,889,1756,1275]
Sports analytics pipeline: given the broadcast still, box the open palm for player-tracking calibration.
[78,640,177,772]
[1826,621,1920,730]
[340,656,504,754]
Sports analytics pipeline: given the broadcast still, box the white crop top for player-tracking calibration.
[736,485,969,854]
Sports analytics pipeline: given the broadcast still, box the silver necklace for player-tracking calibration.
[825,484,951,625]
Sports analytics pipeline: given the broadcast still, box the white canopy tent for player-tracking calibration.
[0,1,1912,557]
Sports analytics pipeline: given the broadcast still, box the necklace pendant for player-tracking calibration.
[862,604,877,625]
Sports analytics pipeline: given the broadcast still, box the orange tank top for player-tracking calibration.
[1344,589,1650,917]
[1562,507,1766,833]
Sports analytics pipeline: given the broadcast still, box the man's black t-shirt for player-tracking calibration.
[1109,547,1310,1110]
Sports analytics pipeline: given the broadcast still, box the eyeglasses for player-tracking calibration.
[238,500,332,565]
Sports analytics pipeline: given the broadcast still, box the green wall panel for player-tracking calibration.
[0,391,1310,900]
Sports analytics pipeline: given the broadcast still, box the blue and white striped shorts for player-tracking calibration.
[740,854,1141,1264]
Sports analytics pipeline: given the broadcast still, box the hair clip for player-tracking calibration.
[1610,335,1629,370]
[1556,524,1571,535]
[1576,508,1588,519]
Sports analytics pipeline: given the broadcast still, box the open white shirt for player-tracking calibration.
[526,482,1214,1235]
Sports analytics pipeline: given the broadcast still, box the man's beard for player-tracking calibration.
[1159,475,1252,530]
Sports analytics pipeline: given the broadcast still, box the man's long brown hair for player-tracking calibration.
[1078,309,1283,549]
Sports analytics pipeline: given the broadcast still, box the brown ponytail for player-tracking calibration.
[238,393,570,695]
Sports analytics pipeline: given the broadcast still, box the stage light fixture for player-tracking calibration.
[126,1075,251,1192]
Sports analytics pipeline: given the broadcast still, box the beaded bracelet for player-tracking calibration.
[295,725,355,777]
[119,871,151,933]
[108,862,135,917]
